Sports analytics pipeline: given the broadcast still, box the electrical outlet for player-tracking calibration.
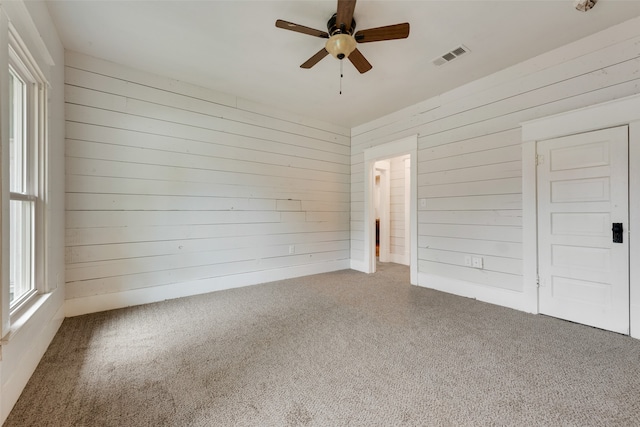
[472,256,483,269]
[420,199,427,208]
[289,245,295,255]
[464,256,472,267]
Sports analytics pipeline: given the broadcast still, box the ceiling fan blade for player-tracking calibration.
[348,48,372,74]
[336,0,357,33]
[276,19,329,38]
[354,23,410,43]
[301,48,330,69]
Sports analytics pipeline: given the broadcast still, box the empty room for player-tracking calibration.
[2,0,640,425]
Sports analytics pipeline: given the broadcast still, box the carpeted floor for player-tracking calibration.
[5,263,640,426]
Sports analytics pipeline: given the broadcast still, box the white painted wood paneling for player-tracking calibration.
[351,18,640,312]
[65,52,350,314]
[389,155,409,264]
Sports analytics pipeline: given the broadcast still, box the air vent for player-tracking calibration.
[442,52,456,61]
[432,45,470,67]
[432,57,447,66]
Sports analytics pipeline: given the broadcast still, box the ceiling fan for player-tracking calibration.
[275,0,410,74]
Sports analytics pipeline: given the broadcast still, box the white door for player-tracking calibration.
[537,126,629,334]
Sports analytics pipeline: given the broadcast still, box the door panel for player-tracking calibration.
[551,212,610,236]
[537,126,629,334]
[549,141,610,170]
[551,177,610,202]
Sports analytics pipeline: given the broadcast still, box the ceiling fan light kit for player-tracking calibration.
[275,0,409,74]
[574,0,597,12]
[325,33,357,59]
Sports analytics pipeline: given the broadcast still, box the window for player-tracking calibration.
[8,31,47,315]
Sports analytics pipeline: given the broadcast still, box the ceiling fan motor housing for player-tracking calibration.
[327,13,356,36]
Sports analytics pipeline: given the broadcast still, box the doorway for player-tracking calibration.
[522,93,640,338]
[536,126,629,334]
[363,135,418,284]
[374,156,410,265]
[374,160,390,262]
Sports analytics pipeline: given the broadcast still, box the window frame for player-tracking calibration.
[7,25,48,320]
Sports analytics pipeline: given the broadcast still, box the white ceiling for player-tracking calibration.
[46,0,640,128]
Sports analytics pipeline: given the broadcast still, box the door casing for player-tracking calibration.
[362,135,418,284]
[522,93,640,338]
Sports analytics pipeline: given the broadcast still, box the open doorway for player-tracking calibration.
[363,135,418,284]
[374,156,410,265]
[373,160,389,261]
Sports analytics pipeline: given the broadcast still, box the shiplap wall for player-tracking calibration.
[389,155,408,263]
[350,17,640,311]
[64,52,350,316]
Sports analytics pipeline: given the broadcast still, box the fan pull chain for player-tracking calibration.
[339,59,343,95]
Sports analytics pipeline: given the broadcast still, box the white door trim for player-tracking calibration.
[403,158,411,265]
[363,135,418,284]
[521,93,640,338]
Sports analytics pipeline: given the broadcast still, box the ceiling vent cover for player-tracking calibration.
[432,45,470,66]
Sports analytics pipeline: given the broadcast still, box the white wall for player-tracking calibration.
[63,52,351,316]
[389,154,409,264]
[350,16,640,311]
[0,1,65,423]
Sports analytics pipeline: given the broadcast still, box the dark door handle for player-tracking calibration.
[612,223,623,243]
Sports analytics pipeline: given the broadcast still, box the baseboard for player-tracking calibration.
[631,302,640,339]
[65,260,350,317]
[389,253,409,266]
[350,259,368,273]
[417,272,533,313]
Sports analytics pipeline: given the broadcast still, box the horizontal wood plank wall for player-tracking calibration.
[389,155,408,263]
[350,19,640,311]
[64,52,350,316]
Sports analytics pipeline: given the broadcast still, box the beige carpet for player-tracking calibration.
[6,263,640,426]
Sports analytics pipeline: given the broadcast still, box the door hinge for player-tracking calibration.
[536,154,544,166]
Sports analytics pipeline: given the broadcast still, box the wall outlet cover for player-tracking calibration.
[472,256,483,269]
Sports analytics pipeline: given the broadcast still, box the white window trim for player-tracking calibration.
[5,22,48,327]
